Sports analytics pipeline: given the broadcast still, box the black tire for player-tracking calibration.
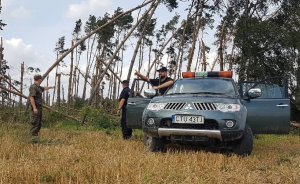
[144,134,165,152]
[231,125,253,156]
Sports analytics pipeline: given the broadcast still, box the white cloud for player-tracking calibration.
[9,6,31,19]
[4,38,47,76]
[65,0,112,19]
[1,0,13,8]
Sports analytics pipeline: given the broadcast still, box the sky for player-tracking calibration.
[1,0,221,101]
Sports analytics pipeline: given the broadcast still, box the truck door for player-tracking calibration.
[239,77,290,134]
[126,79,152,129]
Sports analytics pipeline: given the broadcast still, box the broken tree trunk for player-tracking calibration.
[81,0,158,125]
[19,62,24,106]
[126,1,159,81]
[41,0,155,82]
[57,73,61,106]
[0,86,80,122]
[68,41,74,109]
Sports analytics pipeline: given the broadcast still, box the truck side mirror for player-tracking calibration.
[144,89,157,98]
[248,88,262,99]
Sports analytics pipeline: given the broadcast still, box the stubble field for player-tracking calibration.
[0,123,300,184]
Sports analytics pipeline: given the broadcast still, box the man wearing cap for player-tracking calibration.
[29,74,55,142]
[134,66,174,95]
[117,80,132,139]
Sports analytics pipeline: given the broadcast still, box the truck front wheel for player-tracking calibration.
[144,134,165,152]
[231,125,253,156]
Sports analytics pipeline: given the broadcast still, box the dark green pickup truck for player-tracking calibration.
[126,71,290,156]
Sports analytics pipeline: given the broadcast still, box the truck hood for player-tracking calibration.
[151,95,240,104]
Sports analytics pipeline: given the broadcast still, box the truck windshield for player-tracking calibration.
[166,78,236,96]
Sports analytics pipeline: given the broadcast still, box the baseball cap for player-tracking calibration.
[121,80,129,84]
[34,74,42,81]
[156,66,168,72]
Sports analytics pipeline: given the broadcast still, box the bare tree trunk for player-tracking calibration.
[126,1,159,81]
[194,38,201,72]
[41,0,155,81]
[187,0,202,72]
[0,37,3,106]
[62,85,65,103]
[52,64,59,105]
[139,26,181,92]
[201,40,207,71]
[8,75,11,105]
[46,76,50,105]
[82,35,96,100]
[219,20,226,71]
[19,62,24,106]
[228,45,235,71]
[85,0,157,115]
[175,0,194,79]
[57,73,61,107]
[68,41,74,108]
[76,70,80,97]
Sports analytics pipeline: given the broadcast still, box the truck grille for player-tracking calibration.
[193,103,217,111]
[164,103,186,110]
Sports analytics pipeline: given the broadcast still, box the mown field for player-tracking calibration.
[0,120,299,184]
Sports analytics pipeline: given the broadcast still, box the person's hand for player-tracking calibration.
[153,86,159,90]
[134,70,139,76]
[33,108,38,114]
[117,109,121,116]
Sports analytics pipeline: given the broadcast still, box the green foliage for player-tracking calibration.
[162,0,179,11]
[73,19,82,37]
[96,13,116,45]
[0,107,30,124]
[74,97,86,109]
[113,7,134,31]
[84,15,97,33]
[81,107,118,130]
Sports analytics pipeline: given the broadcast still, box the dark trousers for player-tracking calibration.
[30,108,42,136]
[121,108,132,139]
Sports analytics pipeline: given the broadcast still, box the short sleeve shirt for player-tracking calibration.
[119,87,131,109]
[29,84,44,108]
[150,77,173,95]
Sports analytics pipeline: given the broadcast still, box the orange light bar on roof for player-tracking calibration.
[182,71,233,78]
[182,72,195,78]
[219,71,233,78]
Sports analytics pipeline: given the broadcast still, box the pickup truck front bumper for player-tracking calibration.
[144,127,243,142]
[158,128,222,140]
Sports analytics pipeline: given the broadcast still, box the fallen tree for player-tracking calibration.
[0,85,81,123]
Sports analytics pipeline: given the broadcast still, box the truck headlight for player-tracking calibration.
[215,103,240,112]
[147,103,167,111]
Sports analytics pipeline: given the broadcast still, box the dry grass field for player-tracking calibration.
[0,123,300,184]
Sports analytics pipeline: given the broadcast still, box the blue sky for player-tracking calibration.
[1,0,221,98]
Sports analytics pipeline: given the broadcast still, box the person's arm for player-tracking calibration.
[153,80,174,90]
[30,96,38,114]
[118,99,126,110]
[117,99,126,115]
[134,70,150,82]
[43,86,55,91]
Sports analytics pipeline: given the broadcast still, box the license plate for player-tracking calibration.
[172,115,204,124]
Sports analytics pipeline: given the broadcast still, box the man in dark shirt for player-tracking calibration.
[134,66,174,95]
[117,80,132,140]
[29,74,54,141]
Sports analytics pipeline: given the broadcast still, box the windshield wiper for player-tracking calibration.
[190,92,234,97]
[166,93,190,96]
[190,92,225,95]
